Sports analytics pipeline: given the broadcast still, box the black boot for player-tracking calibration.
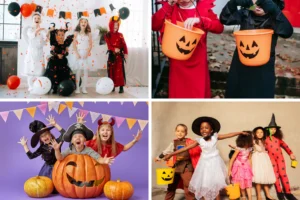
[119,86,124,93]
[277,192,286,200]
[285,193,298,200]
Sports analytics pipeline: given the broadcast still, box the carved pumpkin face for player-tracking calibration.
[156,168,175,185]
[176,36,197,55]
[52,154,111,199]
[239,40,259,59]
[161,170,174,181]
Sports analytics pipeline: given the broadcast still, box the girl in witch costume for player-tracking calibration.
[44,23,75,94]
[73,17,93,94]
[51,122,114,165]
[155,124,201,200]
[104,16,128,94]
[264,114,297,200]
[163,117,247,200]
[220,0,293,98]
[17,116,65,182]
[152,0,224,98]
[23,13,48,92]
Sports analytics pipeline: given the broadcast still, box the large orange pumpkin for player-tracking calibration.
[52,154,111,198]
[24,176,53,198]
[104,179,134,200]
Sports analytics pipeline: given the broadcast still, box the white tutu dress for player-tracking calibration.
[74,33,90,70]
[189,133,227,200]
[252,142,276,184]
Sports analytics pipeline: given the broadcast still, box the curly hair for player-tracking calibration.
[236,131,253,148]
[267,128,283,140]
[74,19,91,34]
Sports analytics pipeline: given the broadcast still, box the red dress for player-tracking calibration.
[152,1,224,98]
[104,21,128,87]
[85,139,124,158]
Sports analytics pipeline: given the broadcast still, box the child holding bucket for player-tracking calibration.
[220,0,293,98]
[163,117,247,200]
[152,0,224,98]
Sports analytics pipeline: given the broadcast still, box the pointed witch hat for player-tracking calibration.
[265,113,281,141]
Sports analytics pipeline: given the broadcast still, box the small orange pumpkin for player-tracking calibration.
[104,179,134,200]
[24,176,54,198]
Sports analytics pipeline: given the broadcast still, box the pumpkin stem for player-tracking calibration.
[117,179,120,182]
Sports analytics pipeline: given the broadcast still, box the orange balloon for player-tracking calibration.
[30,3,36,12]
[21,3,32,17]
[7,75,20,90]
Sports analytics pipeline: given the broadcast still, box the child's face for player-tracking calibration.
[56,31,65,43]
[175,125,187,139]
[269,128,277,135]
[80,19,88,30]
[40,132,51,144]
[177,0,195,8]
[113,23,119,32]
[33,15,41,25]
[72,133,86,148]
[252,6,266,16]
[200,122,213,138]
[255,129,264,139]
[98,125,112,142]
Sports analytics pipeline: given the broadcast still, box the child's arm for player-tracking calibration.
[46,115,63,131]
[50,139,63,161]
[120,33,128,59]
[152,2,175,31]
[73,32,80,59]
[228,149,240,177]
[104,34,116,52]
[163,141,199,160]
[87,33,93,56]
[123,130,142,151]
[86,147,114,165]
[249,150,252,167]
[218,131,247,140]
[220,0,245,26]
[18,137,42,159]
[280,139,296,160]
[155,142,174,162]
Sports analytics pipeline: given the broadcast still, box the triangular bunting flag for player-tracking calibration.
[58,104,67,114]
[138,120,148,131]
[52,102,60,113]
[115,116,125,128]
[13,109,23,120]
[126,118,137,130]
[0,111,9,122]
[78,102,85,107]
[101,114,111,122]
[90,111,100,123]
[37,104,47,115]
[68,107,78,118]
[48,102,54,111]
[79,109,89,117]
[120,102,124,105]
[133,102,138,106]
[107,101,110,104]
[65,102,74,109]
[26,107,37,118]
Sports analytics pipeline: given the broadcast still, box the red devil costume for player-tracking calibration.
[85,118,124,158]
[264,114,297,200]
[157,137,201,200]
[152,0,224,98]
[104,16,128,93]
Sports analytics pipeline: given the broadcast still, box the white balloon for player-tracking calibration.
[30,77,52,95]
[96,77,114,95]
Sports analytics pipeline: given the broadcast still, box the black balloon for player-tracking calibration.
[119,7,130,20]
[8,2,20,17]
[58,80,75,96]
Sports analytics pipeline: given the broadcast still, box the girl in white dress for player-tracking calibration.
[23,13,47,91]
[163,116,247,200]
[252,127,276,200]
[73,17,92,94]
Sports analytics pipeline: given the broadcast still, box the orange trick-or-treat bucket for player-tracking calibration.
[162,20,204,61]
[233,29,274,67]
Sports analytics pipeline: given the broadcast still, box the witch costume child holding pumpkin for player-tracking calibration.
[152,0,224,98]
[220,0,293,98]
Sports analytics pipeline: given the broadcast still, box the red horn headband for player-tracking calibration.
[97,118,115,127]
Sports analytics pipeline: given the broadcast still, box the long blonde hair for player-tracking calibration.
[96,122,117,156]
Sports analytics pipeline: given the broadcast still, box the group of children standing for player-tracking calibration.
[23,13,128,95]
[152,0,293,98]
[156,114,297,200]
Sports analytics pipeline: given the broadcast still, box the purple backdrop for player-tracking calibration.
[0,102,148,199]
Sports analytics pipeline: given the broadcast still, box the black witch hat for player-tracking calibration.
[265,113,281,129]
[30,120,54,148]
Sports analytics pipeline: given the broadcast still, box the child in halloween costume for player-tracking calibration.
[220,0,293,98]
[73,17,92,94]
[152,0,224,98]
[264,114,297,200]
[155,124,201,200]
[104,16,128,94]
[51,122,114,165]
[23,13,47,91]
[44,23,74,94]
[18,116,65,179]
[163,117,247,200]
[228,132,254,200]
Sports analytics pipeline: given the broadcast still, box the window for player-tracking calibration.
[0,0,22,41]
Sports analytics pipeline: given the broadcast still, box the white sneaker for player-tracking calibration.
[75,88,80,94]
[82,87,88,94]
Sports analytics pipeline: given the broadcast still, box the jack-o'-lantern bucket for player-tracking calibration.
[226,183,241,200]
[233,29,274,66]
[162,20,204,60]
[291,160,298,168]
[156,167,175,185]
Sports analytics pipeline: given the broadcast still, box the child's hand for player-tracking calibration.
[115,48,120,53]
[46,114,56,126]
[124,54,128,60]
[154,158,160,162]
[18,136,28,146]
[49,139,62,150]
[99,154,115,165]
[163,154,172,161]
[184,18,200,30]
[240,131,249,135]
[290,154,296,160]
[133,130,142,142]
[76,112,86,124]
[228,171,232,178]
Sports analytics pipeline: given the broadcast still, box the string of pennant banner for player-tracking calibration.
[0,102,148,131]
